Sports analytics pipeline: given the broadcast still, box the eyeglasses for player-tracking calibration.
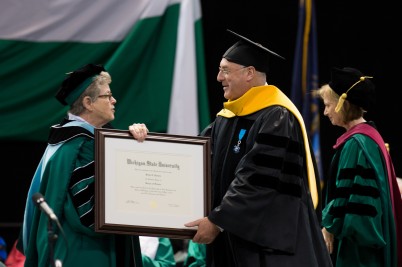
[97,93,113,101]
[218,66,247,76]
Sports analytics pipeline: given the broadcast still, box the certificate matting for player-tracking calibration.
[94,128,211,239]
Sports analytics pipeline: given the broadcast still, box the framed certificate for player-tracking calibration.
[94,128,211,239]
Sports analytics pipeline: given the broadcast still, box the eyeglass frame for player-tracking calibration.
[218,66,248,76]
[97,93,114,101]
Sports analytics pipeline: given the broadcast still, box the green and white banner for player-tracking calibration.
[0,0,210,141]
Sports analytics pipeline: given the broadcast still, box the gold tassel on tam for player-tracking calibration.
[335,93,347,113]
[334,76,373,113]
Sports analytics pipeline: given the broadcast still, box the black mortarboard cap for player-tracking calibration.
[222,29,285,73]
[55,64,105,106]
[329,67,375,112]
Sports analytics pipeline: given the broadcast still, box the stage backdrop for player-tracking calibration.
[0,0,211,253]
[0,0,210,141]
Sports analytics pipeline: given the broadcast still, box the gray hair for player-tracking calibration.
[69,71,111,115]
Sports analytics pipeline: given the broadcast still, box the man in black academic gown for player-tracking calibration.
[185,30,332,267]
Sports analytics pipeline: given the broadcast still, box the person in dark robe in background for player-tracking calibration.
[184,30,332,267]
[20,64,148,267]
[314,67,402,267]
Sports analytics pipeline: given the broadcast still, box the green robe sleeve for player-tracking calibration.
[142,238,175,267]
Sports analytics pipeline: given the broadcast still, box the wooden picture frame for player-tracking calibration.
[94,128,211,239]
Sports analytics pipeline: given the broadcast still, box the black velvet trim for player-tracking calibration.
[253,153,303,176]
[69,162,96,227]
[329,202,378,218]
[69,162,95,188]
[72,182,95,227]
[79,204,95,227]
[253,153,282,168]
[335,184,380,199]
[338,165,376,181]
[71,180,95,206]
[48,125,93,145]
[256,133,303,155]
[256,132,288,146]
[249,173,302,198]
[70,174,95,207]
[287,139,303,155]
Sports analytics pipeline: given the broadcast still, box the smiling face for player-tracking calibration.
[217,58,251,101]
